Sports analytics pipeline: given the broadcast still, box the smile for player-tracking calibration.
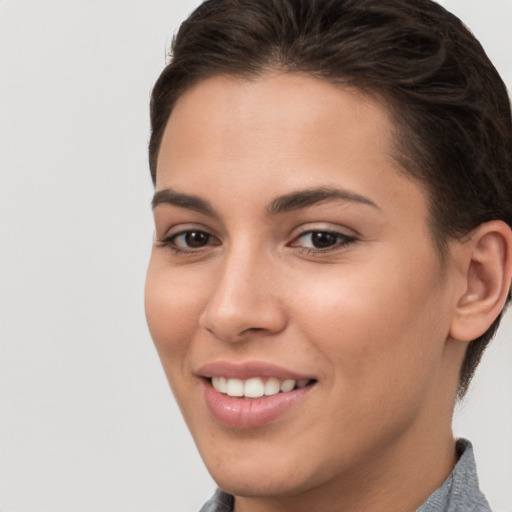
[197,361,317,427]
[211,376,312,398]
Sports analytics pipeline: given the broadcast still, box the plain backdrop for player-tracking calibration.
[1,1,511,511]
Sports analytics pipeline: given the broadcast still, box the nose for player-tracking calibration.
[199,246,288,343]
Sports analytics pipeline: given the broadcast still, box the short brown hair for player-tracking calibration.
[149,0,512,397]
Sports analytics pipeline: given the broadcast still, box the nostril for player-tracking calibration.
[198,276,288,342]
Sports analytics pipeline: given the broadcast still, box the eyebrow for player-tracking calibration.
[267,187,380,214]
[151,186,379,216]
[151,188,217,216]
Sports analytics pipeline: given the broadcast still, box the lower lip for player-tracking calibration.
[202,380,314,428]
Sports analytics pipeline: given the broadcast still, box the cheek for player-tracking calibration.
[144,261,212,426]
[286,261,451,456]
[294,251,450,393]
[144,258,204,364]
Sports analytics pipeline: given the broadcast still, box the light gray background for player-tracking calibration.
[1,1,511,511]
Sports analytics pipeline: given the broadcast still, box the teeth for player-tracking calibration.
[264,377,281,396]
[211,376,311,397]
[218,376,227,393]
[226,378,244,397]
[280,379,295,392]
[212,376,227,393]
[244,377,265,398]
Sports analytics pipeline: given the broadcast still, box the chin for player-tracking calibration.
[196,435,328,500]
[210,464,315,500]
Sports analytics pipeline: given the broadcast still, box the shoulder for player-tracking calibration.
[417,439,492,512]
[198,488,234,512]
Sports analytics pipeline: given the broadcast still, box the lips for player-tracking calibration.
[197,361,317,428]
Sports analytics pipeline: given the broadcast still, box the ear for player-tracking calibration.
[450,220,512,342]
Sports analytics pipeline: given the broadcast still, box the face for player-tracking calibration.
[145,74,462,504]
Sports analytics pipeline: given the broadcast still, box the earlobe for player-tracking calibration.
[450,220,512,342]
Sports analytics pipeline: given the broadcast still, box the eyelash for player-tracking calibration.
[157,229,357,256]
[157,230,218,255]
[290,230,357,254]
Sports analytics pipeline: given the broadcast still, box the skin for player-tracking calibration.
[145,73,479,512]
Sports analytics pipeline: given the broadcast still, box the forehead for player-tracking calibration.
[156,73,429,227]
[158,73,395,177]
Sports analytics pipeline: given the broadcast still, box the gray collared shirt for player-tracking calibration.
[199,439,491,511]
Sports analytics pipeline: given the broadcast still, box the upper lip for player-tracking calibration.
[196,360,314,381]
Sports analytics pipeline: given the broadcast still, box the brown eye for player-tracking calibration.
[290,230,357,251]
[310,232,339,248]
[182,231,210,247]
[169,230,214,249]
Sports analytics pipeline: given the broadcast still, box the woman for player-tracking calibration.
[144,1,512,510]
